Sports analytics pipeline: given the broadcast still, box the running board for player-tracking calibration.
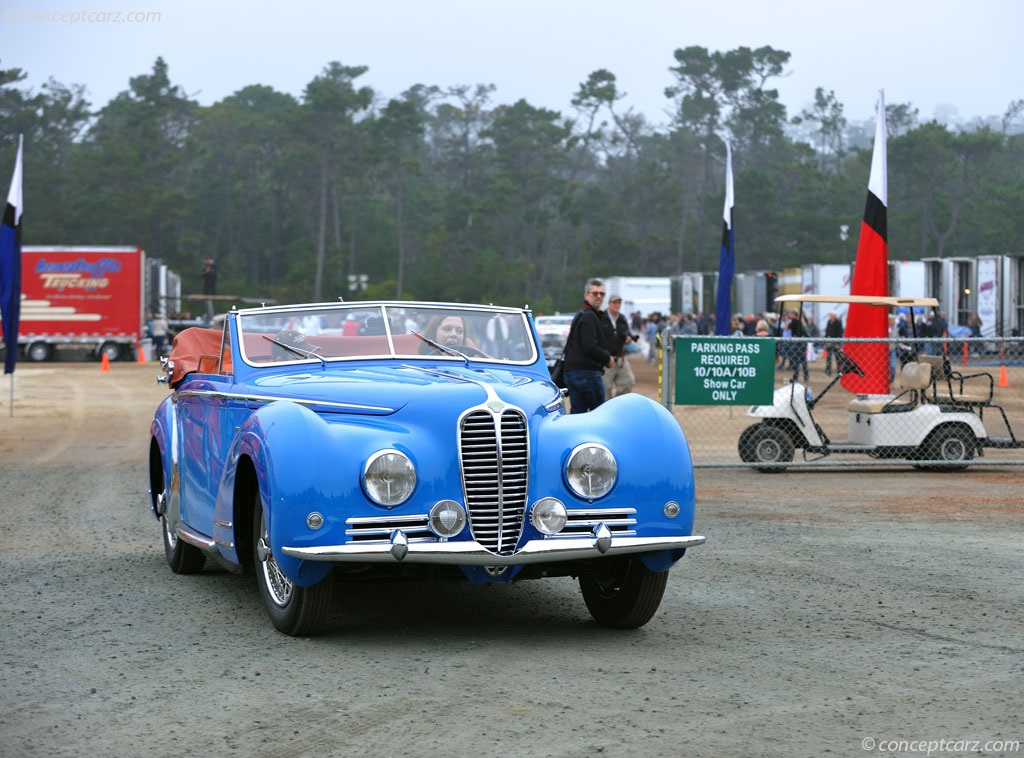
[818,442,877,453]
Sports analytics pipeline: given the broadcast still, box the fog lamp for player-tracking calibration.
[428,500,466,539]
[531,497,567,535]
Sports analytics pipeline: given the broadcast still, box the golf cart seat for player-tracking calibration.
[847,361,931,414]
[917,354,994,407]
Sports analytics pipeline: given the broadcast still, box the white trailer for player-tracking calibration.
[997,254,1024,338]
[734,271,776,317]
[601,276,672,317]
[923,256,975,328]
[801,264,852,326]
[889,260,926,298]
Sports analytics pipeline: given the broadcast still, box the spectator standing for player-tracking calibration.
[823,311,844,376]
[563,279,613,413]
[151,313,169,357]
[643,314,660,364]
[968,312,983,354]
[896,313,916,368]
[600,294,635,399]
[788,310,809,382]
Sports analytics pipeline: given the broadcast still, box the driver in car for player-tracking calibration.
[419,315,472,354]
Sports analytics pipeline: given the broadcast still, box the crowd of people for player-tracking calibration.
[560,277,974,414]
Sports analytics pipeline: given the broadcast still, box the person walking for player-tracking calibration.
[823,311,844,376]
[601,294,635,399]
[563,279,613,413]
[151,313,169,357]
[787,310,809,382]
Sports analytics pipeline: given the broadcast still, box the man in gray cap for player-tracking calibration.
[600,293,636,398]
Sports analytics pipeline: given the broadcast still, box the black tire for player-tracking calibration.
[98,341,122,362]
[252,490,332,636]
[738,424,794,473]
[162,513,206,574]
[25,341,53,362]
[922,426,974,471]
[579,557,669,629]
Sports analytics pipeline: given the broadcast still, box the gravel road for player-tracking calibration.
[0,363,1021,757]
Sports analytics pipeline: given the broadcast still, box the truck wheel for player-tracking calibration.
[25,341,54,362]
[98,342,122,362]
[741,425,793,473]
[579,556,668,629]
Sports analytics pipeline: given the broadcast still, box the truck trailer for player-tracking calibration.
[0,246,173,362]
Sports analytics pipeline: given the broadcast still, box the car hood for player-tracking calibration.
[244,363,558,416]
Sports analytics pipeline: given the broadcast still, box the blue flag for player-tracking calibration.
[714,141,735,336]
[1,136,24,374]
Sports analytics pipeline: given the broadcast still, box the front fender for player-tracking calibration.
[219,400,423,587]
[148,395,178,519]
[533,393,696,537]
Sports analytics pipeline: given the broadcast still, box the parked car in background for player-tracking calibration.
[535,313,575,367]
[148,301,703,635]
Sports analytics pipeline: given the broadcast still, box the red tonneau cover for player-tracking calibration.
[168,327,224,386]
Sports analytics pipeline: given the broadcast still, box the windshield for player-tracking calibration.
[236,303,538,367]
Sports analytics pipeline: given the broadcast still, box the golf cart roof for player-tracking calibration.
[775,294,939,308]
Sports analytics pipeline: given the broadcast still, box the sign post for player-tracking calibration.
[674,337,776,405]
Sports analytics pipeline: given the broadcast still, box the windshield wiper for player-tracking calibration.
[262,335,327,366]
[411,331,470,365]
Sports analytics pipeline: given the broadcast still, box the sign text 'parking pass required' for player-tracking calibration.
[674,337,776,405]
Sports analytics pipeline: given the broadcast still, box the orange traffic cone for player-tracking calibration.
[137,343,146,364]
[100,353,111,372]
[998,365,1009,388]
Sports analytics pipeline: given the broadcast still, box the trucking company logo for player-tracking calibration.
[35,257,122,292]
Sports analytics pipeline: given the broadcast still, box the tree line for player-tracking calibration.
[1,49,1022,314]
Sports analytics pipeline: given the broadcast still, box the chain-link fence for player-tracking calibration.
[661,335,1024,469]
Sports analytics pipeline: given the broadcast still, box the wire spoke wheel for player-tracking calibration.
[252,489,333,636]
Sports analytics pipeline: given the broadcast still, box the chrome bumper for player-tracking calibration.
[282,528,706,566]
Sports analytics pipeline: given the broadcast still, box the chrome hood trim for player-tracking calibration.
[175,388,397,414]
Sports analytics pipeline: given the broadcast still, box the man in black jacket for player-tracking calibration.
[563,278,613,413]
[823,310,844,376]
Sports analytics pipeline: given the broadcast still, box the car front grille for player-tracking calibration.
[459,408,529,555]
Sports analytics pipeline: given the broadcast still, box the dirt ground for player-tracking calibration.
[0,359,1021,757]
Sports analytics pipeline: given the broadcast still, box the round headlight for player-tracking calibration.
[566,443,617,500]
[428,500,466,539]
[363,449,416,506]
[530,497,567,535]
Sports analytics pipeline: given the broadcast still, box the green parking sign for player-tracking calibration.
[674,337,776,405]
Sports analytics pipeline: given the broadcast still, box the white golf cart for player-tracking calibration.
[738,295,1024,472]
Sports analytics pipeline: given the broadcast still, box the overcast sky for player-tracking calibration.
[2,0,1021,128]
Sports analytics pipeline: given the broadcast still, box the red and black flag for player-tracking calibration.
[841,92,890,395]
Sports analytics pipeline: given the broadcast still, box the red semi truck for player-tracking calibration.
[0,246,180,362]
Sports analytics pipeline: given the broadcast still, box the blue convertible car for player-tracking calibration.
[148,301,703,635]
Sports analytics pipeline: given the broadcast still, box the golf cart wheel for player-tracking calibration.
[739,424,793,473]
[922,426,974,471]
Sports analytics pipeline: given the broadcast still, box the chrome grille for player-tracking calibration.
[460,408,529,554]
